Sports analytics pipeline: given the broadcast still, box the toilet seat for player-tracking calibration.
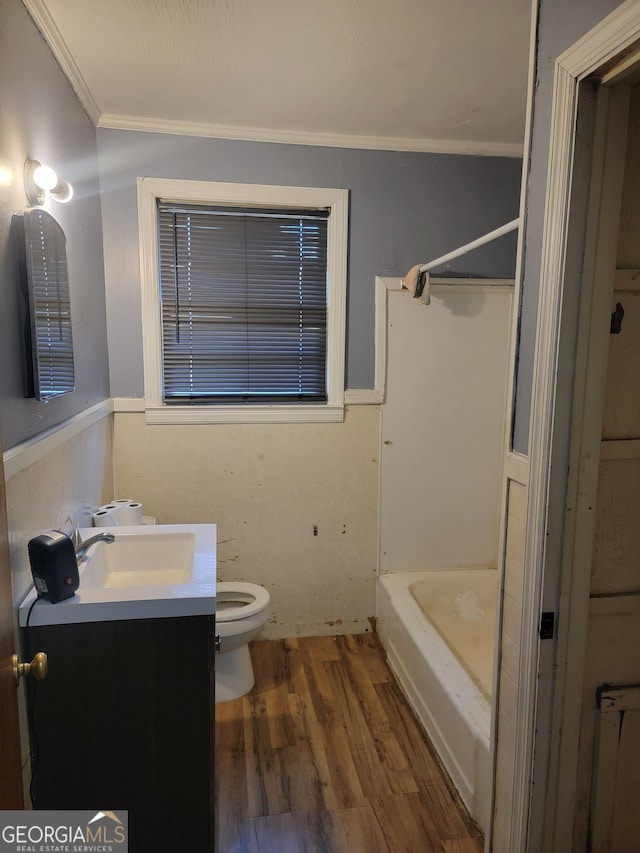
[216,581,271,623]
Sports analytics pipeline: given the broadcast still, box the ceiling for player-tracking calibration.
[27,0,532,156]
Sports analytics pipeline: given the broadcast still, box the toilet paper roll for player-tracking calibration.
[92,509,117,527]
[116,502,143,525]
[93,501,144,527]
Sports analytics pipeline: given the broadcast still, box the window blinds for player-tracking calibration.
[158,204,329,404]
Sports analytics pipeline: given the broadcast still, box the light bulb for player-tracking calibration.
[50,180,73,203]
[24,158,73,206]
[32,164,58,191]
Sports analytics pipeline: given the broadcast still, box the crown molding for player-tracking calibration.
[98,113,524,158]
[23,0,101,124]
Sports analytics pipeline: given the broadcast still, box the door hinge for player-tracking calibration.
[540,612,555,640]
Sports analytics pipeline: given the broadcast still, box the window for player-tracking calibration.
[158,204,329,404]
[138,179,348,423]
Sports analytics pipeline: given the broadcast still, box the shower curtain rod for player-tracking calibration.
[419,217,520,273]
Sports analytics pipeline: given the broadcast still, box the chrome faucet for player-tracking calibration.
[74,531,115,563]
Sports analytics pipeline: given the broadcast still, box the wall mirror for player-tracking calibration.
[23,208,75,400]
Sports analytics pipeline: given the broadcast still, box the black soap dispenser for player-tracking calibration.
[28,531,79,603]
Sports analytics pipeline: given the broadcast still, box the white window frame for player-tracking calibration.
[137,177,348,424]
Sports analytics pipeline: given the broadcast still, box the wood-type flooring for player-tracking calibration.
[215,633,483,852]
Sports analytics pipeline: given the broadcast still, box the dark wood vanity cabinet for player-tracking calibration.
[23,614,214,853]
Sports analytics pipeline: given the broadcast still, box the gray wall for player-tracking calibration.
[97,129,522,394]
[512,0,625,453]
[0,0,110,450]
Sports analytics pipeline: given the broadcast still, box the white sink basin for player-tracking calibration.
[19,523,216,627]
[80,530,195,589]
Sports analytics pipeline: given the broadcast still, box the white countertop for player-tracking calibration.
[19,523,216,627]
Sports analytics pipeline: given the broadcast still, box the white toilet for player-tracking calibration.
[215,581,271,702]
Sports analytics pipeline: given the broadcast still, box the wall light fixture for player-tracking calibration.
[24,158,73,206]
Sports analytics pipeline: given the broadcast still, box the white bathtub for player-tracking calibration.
[377,569,497,832]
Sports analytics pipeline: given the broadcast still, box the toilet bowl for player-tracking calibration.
[215,581,271,702]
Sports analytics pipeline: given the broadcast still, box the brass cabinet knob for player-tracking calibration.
[12,651,48,686]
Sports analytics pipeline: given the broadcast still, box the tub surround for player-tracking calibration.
[380,280,513,574]
[376,278,514,833]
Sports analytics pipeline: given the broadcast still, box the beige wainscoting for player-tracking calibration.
[113,405,380,638]
[3,407,114,803]
[5,413,114,608]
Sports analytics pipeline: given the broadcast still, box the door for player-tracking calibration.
[520,12,640,850]
[0,428,24,807]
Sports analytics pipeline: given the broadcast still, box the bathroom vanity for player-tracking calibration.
[19,524,217,853]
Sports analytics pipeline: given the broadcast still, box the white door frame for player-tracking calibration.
[512,3,640,850]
